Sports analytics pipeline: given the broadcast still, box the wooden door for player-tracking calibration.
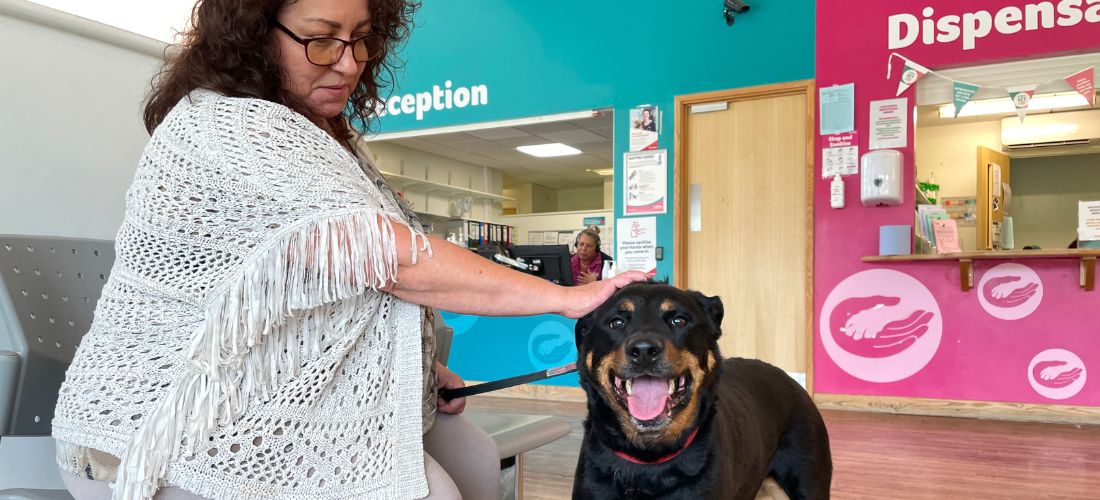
[977,146,1011,250]
[674,81,814,377]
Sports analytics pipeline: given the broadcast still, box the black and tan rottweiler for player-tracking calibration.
[573,283,831,499]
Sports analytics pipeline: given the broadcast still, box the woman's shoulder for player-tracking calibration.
[169,89,298,125]
[156,89,317,145]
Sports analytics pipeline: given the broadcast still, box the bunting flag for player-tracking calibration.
[1007,85,1037,123]
[1065,66,1095,107]
[952,81,981,118]
[885,53,1097,122]
[896,59,930,96]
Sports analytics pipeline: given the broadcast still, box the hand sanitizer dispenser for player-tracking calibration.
[860,150,903,207]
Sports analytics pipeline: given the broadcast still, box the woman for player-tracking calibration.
[639,107,656,132]
[50,1,644,499]
[572,225,613,285]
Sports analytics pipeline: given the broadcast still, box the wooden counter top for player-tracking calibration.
[861,249,1099,291]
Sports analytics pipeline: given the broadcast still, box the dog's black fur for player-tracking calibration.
[573,283,831,499]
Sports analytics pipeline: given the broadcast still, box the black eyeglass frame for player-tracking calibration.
[273,20,385,66]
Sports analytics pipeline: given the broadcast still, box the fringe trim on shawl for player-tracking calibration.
[111,210,431,500]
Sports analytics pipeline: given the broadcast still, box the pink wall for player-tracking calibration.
[814,1,1100,405]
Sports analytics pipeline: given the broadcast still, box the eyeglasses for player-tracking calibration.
[273,21,385,66]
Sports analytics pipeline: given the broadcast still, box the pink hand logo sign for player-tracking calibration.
[820,269,942,383]
[829,295,934,358]
[1027,349,1086,400]
[977,263,1043,320]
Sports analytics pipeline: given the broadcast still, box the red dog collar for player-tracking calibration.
[613,427,700,465]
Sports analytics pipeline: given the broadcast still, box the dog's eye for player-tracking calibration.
[669,317,688,327]
[608,318,625,329]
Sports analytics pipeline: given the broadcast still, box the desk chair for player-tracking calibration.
[0,235,571,500]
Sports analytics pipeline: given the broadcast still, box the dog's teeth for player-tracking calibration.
[679,375,687,390]
[668,379,674,395]
[626,379,633,396]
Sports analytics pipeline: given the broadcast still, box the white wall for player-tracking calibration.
[556,186,603,211]
[1,2,164,240]
[1011,153,1100,250]
[366,141,504,221]
[915,118,1002,251]
[603,177,614,210]
[502,209,613,253]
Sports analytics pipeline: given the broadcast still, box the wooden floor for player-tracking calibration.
[468,396,1100,499]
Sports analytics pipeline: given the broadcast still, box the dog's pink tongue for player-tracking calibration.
[627,377,669,421]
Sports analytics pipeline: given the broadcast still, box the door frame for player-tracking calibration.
[672,79,817,393]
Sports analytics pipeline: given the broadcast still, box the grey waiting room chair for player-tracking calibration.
[0,236,114,499]
[0,235,571,499]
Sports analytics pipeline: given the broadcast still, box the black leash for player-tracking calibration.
[439,362,577,401]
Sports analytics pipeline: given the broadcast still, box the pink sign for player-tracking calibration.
[977,263,1043,320]
[820,269,942,383]
[1028,349,1087,401]
[1065,66,1096,107]
[814,0,1100,406]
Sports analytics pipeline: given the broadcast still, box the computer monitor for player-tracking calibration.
[475,243,506,261]
[511,244,574,286]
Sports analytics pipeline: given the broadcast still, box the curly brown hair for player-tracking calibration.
[143,0,418,144]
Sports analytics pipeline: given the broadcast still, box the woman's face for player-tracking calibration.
[576,234,598,260]
[274,0,371,120]
[642,109,651,121]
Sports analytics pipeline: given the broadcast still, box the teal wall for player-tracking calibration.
[379,0,816,386]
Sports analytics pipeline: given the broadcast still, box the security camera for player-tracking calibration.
[723,0,750,26]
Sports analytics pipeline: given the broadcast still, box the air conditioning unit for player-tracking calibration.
[1001,109,1100,151]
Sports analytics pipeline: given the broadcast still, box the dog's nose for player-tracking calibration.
[626,338,664,365]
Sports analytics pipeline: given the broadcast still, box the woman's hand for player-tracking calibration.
[435,361,466,415]
[577,271,598,285]
[560,271,648,319]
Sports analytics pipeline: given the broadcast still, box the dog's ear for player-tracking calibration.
[689,291,724,332]
[574,312,594,350]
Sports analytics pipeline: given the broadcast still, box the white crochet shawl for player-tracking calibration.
[52,89,431,500]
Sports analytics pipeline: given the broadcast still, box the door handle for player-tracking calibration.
[689,183,702,232]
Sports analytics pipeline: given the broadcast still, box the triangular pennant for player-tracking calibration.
[1007,85,1037,123]
[952,81,981,118]
[896,60,930,96]
[1065,67,1095,107]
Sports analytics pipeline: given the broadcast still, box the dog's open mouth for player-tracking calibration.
[611,373,691,427]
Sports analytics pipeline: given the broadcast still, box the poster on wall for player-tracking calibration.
[869,98,908,150]
[819,83,855,135]
[624,149,668,215]
[629,105,660,151]
[616,217,657,276]
[822,131,859,177]
[1079,201,1100,241]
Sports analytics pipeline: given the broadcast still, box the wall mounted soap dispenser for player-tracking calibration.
[860,149,903,207]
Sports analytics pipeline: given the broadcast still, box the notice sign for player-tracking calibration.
[616,217,657,276]
[1079,200,1100,241]
[629,105,660,151]
[822,131,859,178]
[624,150,668,215]
[870,98,908,150]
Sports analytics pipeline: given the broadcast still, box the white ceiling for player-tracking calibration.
[377,111,614,190]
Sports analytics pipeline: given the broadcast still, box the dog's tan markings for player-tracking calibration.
[595,352,616,402]
[618,300,635,312]
[585,352,594,371]
[707,351,717,370]
[644,349,709,447]
[755,477,790,500]
[660,299,676,312]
